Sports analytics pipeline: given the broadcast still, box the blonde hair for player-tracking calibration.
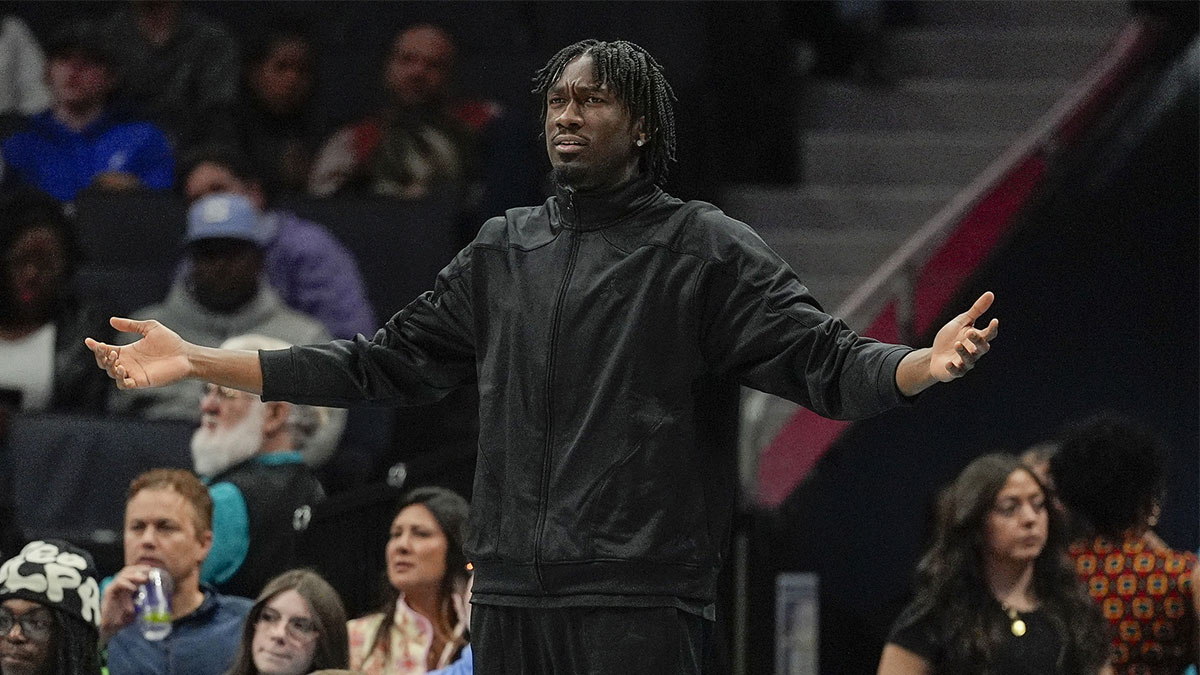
[127,468,213,534]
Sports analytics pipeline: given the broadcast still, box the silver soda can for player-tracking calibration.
[135,567,173,641]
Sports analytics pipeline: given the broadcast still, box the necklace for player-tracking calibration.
[1003,605,1027,637]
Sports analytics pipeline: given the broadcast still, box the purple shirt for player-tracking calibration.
[260,210,377,339]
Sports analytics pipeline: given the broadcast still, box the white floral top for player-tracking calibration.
[347,598,435,675]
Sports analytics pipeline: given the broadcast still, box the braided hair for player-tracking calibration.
[51,609,103,675]
[532,39,677,186]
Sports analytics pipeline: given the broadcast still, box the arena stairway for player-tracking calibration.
[718,0,1132,497]
[719,0,1128,327]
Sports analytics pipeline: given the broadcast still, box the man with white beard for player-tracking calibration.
[192,334,326,599]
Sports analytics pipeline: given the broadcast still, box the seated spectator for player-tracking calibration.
[107,192,330,423]
[877,453,1109,675]
[308,24,479,202]
[0,188,113,413]
[0,16,50,118]
[180,146,377,340]
[100,0,239,154]
[0,20,173,202]
[0,539,103,675]
[226,23,321,198]
[349,487,471,674]
[100,469,253,674]
[1050,414,1199,675]
[226,569,350,675]
[193,334,330,597]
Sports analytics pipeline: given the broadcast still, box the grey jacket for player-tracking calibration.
[108,279,344,466]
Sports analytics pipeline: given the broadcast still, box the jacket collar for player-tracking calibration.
[551,174,661,231]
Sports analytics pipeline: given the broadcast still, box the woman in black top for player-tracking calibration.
[878,453,1111,675]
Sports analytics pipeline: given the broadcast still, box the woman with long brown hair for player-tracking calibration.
[348,486,470,674]
[878,453,1111,675]
[226,569,350,675]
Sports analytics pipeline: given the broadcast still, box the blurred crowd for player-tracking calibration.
[0,3,529,210]
[0,2,513,502]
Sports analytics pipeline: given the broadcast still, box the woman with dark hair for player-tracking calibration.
[878,453,1111,675]
[1050,414,1199,675]
[348,486,471,674]
[227,20,320,197]
[0,187,112,413]
[226,568,350,675]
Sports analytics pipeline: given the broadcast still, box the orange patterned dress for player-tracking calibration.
[1069,535,1197,675]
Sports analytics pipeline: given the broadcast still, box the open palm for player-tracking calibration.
[84,318,193,390]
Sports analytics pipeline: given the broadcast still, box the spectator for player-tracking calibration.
[100,468,253,674]
[100,0,239,153]
[180,146,377,340]
[0,16,50,117]
[308,24,478,202]
[1050,414,1199,675]
[0,188,112,413]
[0,539,103,675]
[193,334,329,598]
[1,19,173,202]
[107,192,330,423]
[878,453,1110,675]
[349,487,471,674]
[226,569,350,675]
[226,23,321,198]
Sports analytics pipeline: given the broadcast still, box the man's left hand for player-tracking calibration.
[928,291,999,382]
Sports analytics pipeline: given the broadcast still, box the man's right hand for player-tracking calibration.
[98,565,152,645]
[85,318,193,390]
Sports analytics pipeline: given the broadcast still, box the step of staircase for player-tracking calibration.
[889,27,1120,79]
[802,77,1069,132]
[752,224,909,277]
[912,0,1129,29]
[720,184,956,232]
[802,131,1012,186]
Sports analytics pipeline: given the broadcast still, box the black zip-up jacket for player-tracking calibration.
[260,176,912,608]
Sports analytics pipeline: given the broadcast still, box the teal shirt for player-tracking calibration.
[200,452,305,586]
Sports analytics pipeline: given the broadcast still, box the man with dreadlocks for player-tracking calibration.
[0,540,103,675]
[87,39,1000,672]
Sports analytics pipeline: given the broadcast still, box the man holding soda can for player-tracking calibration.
[99,469,251,674]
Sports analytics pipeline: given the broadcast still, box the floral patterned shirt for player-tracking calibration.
[348,598,435,675]
[1069,535,1197,675]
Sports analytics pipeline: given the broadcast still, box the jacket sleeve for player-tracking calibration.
[695,215,911,420]
[260,246,476,408]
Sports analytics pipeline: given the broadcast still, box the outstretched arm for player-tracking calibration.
[895,291,1000,397]
[84,317,263,394]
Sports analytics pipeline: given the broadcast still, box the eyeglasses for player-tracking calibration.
[256,607,318,644]
[0,607,54,642]
[203,383,245,400]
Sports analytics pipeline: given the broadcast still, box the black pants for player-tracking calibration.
[471,604,708,674]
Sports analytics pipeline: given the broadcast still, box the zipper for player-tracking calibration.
[533,196,583,591]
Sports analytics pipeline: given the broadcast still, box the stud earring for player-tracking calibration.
[635,139,646,147]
